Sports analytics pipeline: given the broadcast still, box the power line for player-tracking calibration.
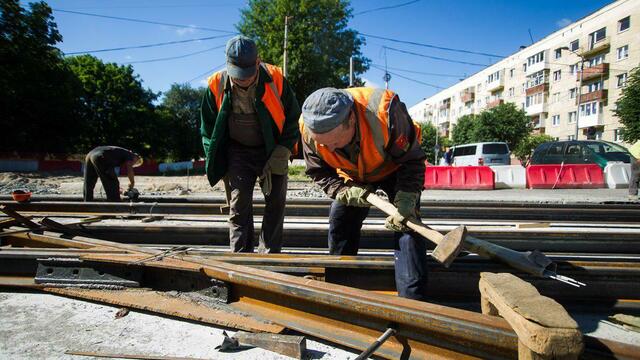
[124,44,225,64]
[53,8,237,34]
[371,63,464,78]
[360,33,505,58]
[384,46,490,67]
[57,4,238,10]
[64,34,233,55]
[371,65,444,89]
[354,0,421,16]
[187,62,226,83]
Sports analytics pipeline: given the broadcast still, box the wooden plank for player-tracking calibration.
[234,331,306,359]
[479,272,583,359]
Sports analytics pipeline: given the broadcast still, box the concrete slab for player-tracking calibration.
[0,291,356,360]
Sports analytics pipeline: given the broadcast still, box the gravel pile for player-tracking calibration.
[0,173,62,194]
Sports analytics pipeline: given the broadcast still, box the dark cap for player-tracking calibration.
[225,35,258,80]
[302,88,354,134]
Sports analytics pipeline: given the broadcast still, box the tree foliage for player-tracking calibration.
[0,0,82,154]
[451,114,478,145]
[514,134,554,165]
[474,103,532,150]
[237,0,370,103]
[614,67,640,143]
[65,55,164,157]
[157,83,205,161]
[419,122,449,164]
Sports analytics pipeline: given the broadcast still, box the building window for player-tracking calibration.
[568,135,576,141]
[587,81,603,93]
[487,70,501,83]
[569,64,578,75]
[614,128,624,142]
[527,51,545,67]
[510,68,515,78]
[553,70,561,81]
[617,73,628,88]
[570,39,579,52]
[521,83,526,94]
[552,92,560,103]
[569,88,577,99]
[555,48,562,59]
[552,115,560,126]
[526,70,546,88]
[525,92,544,107]
[568,111,577,124]
[587,54,605,67]
[618,16,630,32]
[617,45,629,60]
[508,87,515,97]
[523,63,527,72]
[580,101,600,116]
[588,27,606,49]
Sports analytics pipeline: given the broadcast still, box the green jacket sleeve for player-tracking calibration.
[275,77,301,151]
[200,87,218,156]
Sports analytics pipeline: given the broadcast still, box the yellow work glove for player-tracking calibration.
[335,186,371,207]
[385,191,419,232]
[260,145,291,196]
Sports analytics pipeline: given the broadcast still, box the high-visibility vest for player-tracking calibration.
[207,63,286,134]
[301,87,421,183]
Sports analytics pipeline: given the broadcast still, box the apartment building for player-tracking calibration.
[409,0,639,144]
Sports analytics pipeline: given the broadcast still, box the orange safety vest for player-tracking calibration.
[207,63,287,134]
[300,87,421,183]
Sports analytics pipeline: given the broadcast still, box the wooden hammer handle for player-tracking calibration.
[365,193,443,245]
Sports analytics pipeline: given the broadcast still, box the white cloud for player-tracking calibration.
[362,77,382,89]
[176,25,197,36]
[556,18,572,28]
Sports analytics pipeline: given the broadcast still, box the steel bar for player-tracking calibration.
[3,199,640,222]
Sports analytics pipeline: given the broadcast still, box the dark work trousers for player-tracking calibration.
[226,141,287,253]
[328,177,428,300]
[630,160,640,196]
[83,153,121,202]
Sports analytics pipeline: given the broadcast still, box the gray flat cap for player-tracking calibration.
[225,35,258,80]
[302,88,354,134]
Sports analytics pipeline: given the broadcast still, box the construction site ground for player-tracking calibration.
[0,171,634,203]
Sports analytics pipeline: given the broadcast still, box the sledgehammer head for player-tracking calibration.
[432,225,466,268]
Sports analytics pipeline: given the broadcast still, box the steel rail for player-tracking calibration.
[2,199,640,222]
[2,230,639,359]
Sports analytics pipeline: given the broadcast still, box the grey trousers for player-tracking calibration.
[630,160,640,196]
[226,142,287,253]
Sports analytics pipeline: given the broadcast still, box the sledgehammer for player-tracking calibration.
[365,193,465,267]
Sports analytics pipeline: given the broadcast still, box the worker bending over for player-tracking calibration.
[83,146,142,202]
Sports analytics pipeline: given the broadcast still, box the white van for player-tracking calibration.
[451,142,511,166]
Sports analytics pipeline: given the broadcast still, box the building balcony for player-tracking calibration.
[525,102,548,116]
[531,115,546,129]
[486,76,505,92]
[460,90,475,103]
[578,63,609,81]
[578,89,608,104]
[439,100,451,110]
[581,36,610,57]
[578,111,604,129]
[525,52,550,76]
[486,99,504,109]
[525,83,549,96]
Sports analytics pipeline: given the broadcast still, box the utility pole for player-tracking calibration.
[349,56,354,87]
[383,46,391,89]
[283,16,292,77]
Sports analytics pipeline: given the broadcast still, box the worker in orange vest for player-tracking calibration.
[300,87,428,300]
[200,35,300,253]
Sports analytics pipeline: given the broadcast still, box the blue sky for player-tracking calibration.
[37,0,613,107]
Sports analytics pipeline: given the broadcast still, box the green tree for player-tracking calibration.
[514,134,554,165]
[451,114,478,145]
[614,67,640,143]
[237,0,370,103]
[157,83,205,161]
[419,122,448,164]
[65,55,164,157]
[0,0,82,154]
[474,103,532,150]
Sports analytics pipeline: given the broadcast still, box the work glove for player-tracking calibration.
[260,145,291,196]
[385,190,419,232]
[335,185,371,207]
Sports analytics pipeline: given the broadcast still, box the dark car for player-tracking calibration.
[530,140,634,169]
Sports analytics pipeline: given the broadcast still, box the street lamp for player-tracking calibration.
[559,46,585,140]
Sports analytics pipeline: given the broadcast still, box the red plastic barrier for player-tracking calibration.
[119,159,158,175]
[423,166,495,190]
[193,160,205,169]
[526,164,605,189]
[38,160,82,173]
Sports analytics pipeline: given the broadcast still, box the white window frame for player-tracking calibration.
[570,40,579,52]
[617,45,629,61]
[509,69,515,78]
[614,128,624,142]
[552,115,560,126]
[568,111,577,124]
[588,27,606,49]
[554,48,562,59]
[568,135,576,141]
[618,16,630,33]
[617,73,628,88]
[569,88,577,99]
[553,70,561,81]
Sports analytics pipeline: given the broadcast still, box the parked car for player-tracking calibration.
[529,140,634,169]
[451,142,511,166]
